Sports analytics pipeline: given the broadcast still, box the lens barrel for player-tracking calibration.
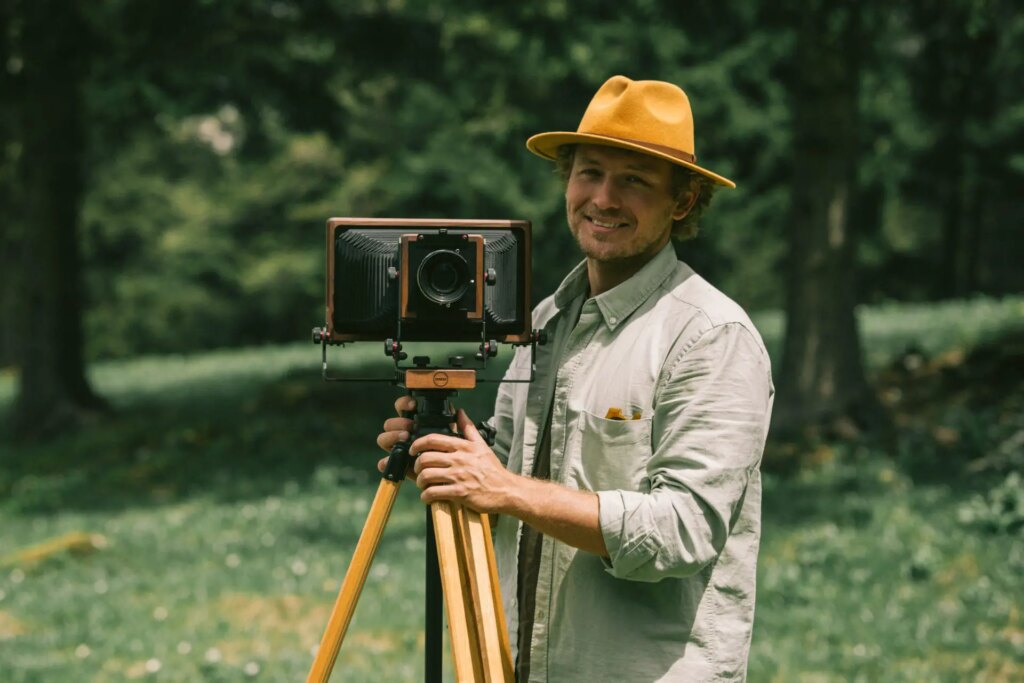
[416,249,470,305]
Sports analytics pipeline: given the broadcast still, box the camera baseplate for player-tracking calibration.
[311,325,546,387]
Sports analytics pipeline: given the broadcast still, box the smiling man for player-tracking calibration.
[560,143,698,294]
[378,76,774,682]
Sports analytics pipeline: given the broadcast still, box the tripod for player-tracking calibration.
[307,372,514,683]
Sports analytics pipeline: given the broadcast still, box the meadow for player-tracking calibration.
[1,296,1022,682]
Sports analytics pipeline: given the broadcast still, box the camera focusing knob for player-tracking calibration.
[384,339,407,360]
[475,421,497,446]
[486,268,497,285]
[448,356,465,368]
[475,340,498,361]
[413,355,431,368]
[387,266,399,280]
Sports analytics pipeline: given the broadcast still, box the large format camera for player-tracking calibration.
[308,218,541,680]
[322,218,532,345]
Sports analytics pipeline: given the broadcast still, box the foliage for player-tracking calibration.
[958,472,1024,535]
[754,457,1023,682]
[7,1,1021,365]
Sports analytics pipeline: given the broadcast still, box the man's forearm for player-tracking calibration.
[499,475,608,558]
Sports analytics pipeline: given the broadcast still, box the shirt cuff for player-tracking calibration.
[597,490,658,579]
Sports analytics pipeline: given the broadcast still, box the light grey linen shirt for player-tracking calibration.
[489,242,774,682]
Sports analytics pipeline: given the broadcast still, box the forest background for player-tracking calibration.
[1,1,1023,681]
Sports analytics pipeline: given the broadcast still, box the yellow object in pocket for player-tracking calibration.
[604,407,643,421]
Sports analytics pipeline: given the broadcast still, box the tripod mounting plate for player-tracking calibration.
[405,368,477,390]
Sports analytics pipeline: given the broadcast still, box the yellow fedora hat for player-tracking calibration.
[526,75,736,188]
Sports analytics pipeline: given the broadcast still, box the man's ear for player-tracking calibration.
[672,190,699,221]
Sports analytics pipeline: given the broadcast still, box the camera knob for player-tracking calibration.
[384,338,403,357]
[312,327,324,343]
[475,421,497,446]
[413,356,431,368]
[486,268,497,285]
[448,356,465,368]
[476,340,498,360]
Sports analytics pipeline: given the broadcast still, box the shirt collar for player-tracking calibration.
[551,242,680,331]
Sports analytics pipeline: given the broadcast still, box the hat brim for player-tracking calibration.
[526,131,736,189]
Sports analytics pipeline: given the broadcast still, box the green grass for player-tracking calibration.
[1,296,1022,681]
[748,294,1024,368]
[753,458,1023,682]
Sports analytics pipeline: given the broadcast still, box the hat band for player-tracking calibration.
[589,134,697,165]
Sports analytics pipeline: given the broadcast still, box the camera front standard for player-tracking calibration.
[324,218,532,343]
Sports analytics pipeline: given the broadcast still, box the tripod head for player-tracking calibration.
[381,365,497,483]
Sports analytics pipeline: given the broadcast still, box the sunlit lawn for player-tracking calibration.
[1,296,1022,681]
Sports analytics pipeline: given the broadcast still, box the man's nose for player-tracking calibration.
[591,177,621,210]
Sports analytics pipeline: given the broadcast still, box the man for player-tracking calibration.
[378,75,774,682]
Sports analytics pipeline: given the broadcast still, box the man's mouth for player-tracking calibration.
[585,215,629,230]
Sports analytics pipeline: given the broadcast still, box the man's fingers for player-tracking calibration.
[394,395,417,416]
[412,451,452,476]
[420,485,458,505]
[376,457,387,473]
[455,409,484,443]
[411,433,462,455]
[383,416,413,433]
[376,430,410,452]
[415,467,455,490]
[377,416,413,453]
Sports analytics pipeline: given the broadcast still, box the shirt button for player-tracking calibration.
[609,316,617,324]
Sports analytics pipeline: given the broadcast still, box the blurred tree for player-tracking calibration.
[774,0,876,429]
[0,0,18,368]
[855,0,1024,302]
[4,0,107,437]
[904,0,1023,298]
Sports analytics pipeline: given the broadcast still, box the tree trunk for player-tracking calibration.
[9,1,105,438]
[937,120,966,298]
[775,0,875,430]
[0,4,16,368]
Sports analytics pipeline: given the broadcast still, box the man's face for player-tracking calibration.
[565,144,691,264]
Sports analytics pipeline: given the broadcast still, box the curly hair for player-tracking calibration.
[554,144,717,241]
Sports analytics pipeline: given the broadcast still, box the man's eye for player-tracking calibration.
[627,175,650,186]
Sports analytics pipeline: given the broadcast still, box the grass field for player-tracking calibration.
[1,296,1022,681]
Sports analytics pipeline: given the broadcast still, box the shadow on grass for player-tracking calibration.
[0,366,502,515]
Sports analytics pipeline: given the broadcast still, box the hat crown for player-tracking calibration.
[578,76,696,156]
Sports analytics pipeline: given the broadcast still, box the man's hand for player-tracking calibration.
[375,396,416,474]
[411,409,516,514]
[378,401,608,557]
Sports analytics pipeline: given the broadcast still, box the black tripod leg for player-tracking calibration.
[425,504,443,683]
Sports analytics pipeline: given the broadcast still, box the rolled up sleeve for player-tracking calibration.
[598,322,772,582]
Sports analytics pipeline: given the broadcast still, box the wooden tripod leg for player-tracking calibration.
[479,512,515,681]
[452,505,486,682]
[307,479,402,683]
[458,507,513,682]
[431,500,479,683]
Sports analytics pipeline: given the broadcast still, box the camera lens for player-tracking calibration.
[416,249,470,305]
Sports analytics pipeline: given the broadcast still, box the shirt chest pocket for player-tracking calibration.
[573,410,653,493]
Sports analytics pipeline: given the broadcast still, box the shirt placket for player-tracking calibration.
[530,299,602,681]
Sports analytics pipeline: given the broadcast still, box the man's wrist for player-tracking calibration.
[495,471,539,518]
